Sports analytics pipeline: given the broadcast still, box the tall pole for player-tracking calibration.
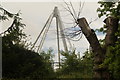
[54,7,69,68]
[54,7,68,52]
[56,16,61,69]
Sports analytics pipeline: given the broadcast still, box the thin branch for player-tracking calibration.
[77,1,85,18]
[0,19,16,35]
[70,2,77,19]
[89,17,98,25]
[63,0,77,23]
[61,20,75,24]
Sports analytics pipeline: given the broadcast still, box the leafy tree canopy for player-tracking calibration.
[97,1,120,79]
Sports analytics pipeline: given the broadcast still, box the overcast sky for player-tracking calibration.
[1,1,106,62]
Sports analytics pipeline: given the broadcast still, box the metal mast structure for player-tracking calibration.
[31,7,71,68]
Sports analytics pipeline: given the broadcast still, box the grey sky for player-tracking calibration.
[1,2,106,61]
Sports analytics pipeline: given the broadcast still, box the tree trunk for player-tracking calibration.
[77,18,109,79]
[104,16,119,47]
[103,17,119,79]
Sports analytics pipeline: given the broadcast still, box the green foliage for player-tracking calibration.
[97,1,120,18]
[1,7,55,79]
[56,50,93,78]
[101,44,120,79]
[97,1,120,79]
[2,44,55,79]
[0,7,19,21]
[95,26,107,33]
[60,50,80,73]
[96,1,120,33]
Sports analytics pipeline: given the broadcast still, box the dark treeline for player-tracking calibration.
[1,6,93,79]
[1,1,120,80]
[1,7,55,79]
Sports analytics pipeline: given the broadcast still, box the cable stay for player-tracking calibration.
[37,13,54,53]
[31,7,73,53]
[31,7,74,69]
[31,12,54,51]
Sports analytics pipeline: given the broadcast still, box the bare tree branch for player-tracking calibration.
[89,17,98,25]
[63,0,78,24]
[78,1,85,18]
[70,2,77,19]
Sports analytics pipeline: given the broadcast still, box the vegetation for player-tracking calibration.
[1,7,55,79]
[1,1,120,79]
[97,1,120,79]
[56,50,93,78]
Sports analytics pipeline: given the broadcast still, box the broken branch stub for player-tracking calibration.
[77,18,106,78]
[77,18,91,37]
[104,16,119,47]
[77,18,103,56]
